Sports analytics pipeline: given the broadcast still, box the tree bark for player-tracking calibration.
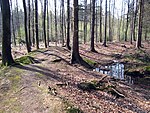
[54,0,57,46]
[47,0,49,47]
[71,0,92,69]
[1,0,15,65]
[28,0,31,46]
[124,0,130,42]
[10,0,16,46]
[66,0,71,50]
[90,0,97,52]
[35,0,39,49]
[99,0,103,42]
[103,0,107,47]
[83,0,87,44]
[32,0,35,46]
[136,0,143,48]
[23,0,31,53]
[43,0,47,48]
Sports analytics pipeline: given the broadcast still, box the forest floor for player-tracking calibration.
[0,42,150,113]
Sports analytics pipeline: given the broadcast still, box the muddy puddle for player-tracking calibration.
[94,61,134,84]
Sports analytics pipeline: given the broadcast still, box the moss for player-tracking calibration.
[67,107,83,113]
[83,58,97,66]
[15,56,35,65]
[144,66,150,71]
[77,82,97,92]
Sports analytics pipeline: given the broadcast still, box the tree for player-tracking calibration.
[103,0,107,47]
[99,0,103,42]
[83,0,87,44]
[124,0,130,42]
[43,0,47,48]
[23,0,31,53]
[54,0,57,46]
[108,0,112,41]
[90,0,97,52]
[35,0,39,49]
[28,0,31,46]
[136,0,143,48]
[66,0,71,50]
[10,0,16,46]
[0,0,15,65]
[47,0,49,47]
[71,0,91,69]
[32,0,35,46]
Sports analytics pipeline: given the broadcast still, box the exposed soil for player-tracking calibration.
[0,42,150,113]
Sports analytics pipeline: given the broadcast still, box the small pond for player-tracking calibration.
[94,62,134,84]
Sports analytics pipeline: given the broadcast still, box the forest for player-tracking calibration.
[0,0,150,112]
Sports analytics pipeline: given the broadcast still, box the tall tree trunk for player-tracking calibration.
[23,0,31,53]
[35,0,39,49]
[32,0,35,46]
[124,0,130,42]
[50,11,53,42]
[71,0,91,69]
[28,0,31,46]
[10,0,16,46]
[136,0,143,48]
[112,0,115,40]
[43,0,47,48]
[66,0,71,50]
[16,0,21,40]
[103,0,107,47]
[108,0,112,41]
[90,0,96,52]
[99,0,102,42]
[95,2,98,43]
[47,0,49,47]
[54,0,57,46]
[1,0,15,65]
[61,0,65,46]
[133,0,138,41]
[130,0,134,44]
[83,0,87,44]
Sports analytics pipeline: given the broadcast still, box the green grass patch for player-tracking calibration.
[83,58,97,66]
[67,106,83,113]
[15,56,35,65]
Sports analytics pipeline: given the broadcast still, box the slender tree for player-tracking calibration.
[90,0,97,52]
[54,0,57,46]
[1,0,15,65]
[47,0,49,47]
[136,0,143,48]
[103,0,107,47]
[10,0,16,46]
[28,0,31,46]
[83,0,87,44]
[99,0,103,42]
[71,0,91,68]
[133,0,138,41]
[16,0,21,40]
[35,0,39,49]
[66,0,71,50]
[124,0,130,42]
[108,0,112,41]
[32,0,35,46]
[43,0,47,48]
[23,0,31,52]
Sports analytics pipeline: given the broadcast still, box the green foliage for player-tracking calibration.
[15,56,34,65]
[83,58,97,66]
[67,106,83,113]
[77,82,97,91]
[145,66,150,71]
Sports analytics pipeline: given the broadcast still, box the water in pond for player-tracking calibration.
[94,62,134,84]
